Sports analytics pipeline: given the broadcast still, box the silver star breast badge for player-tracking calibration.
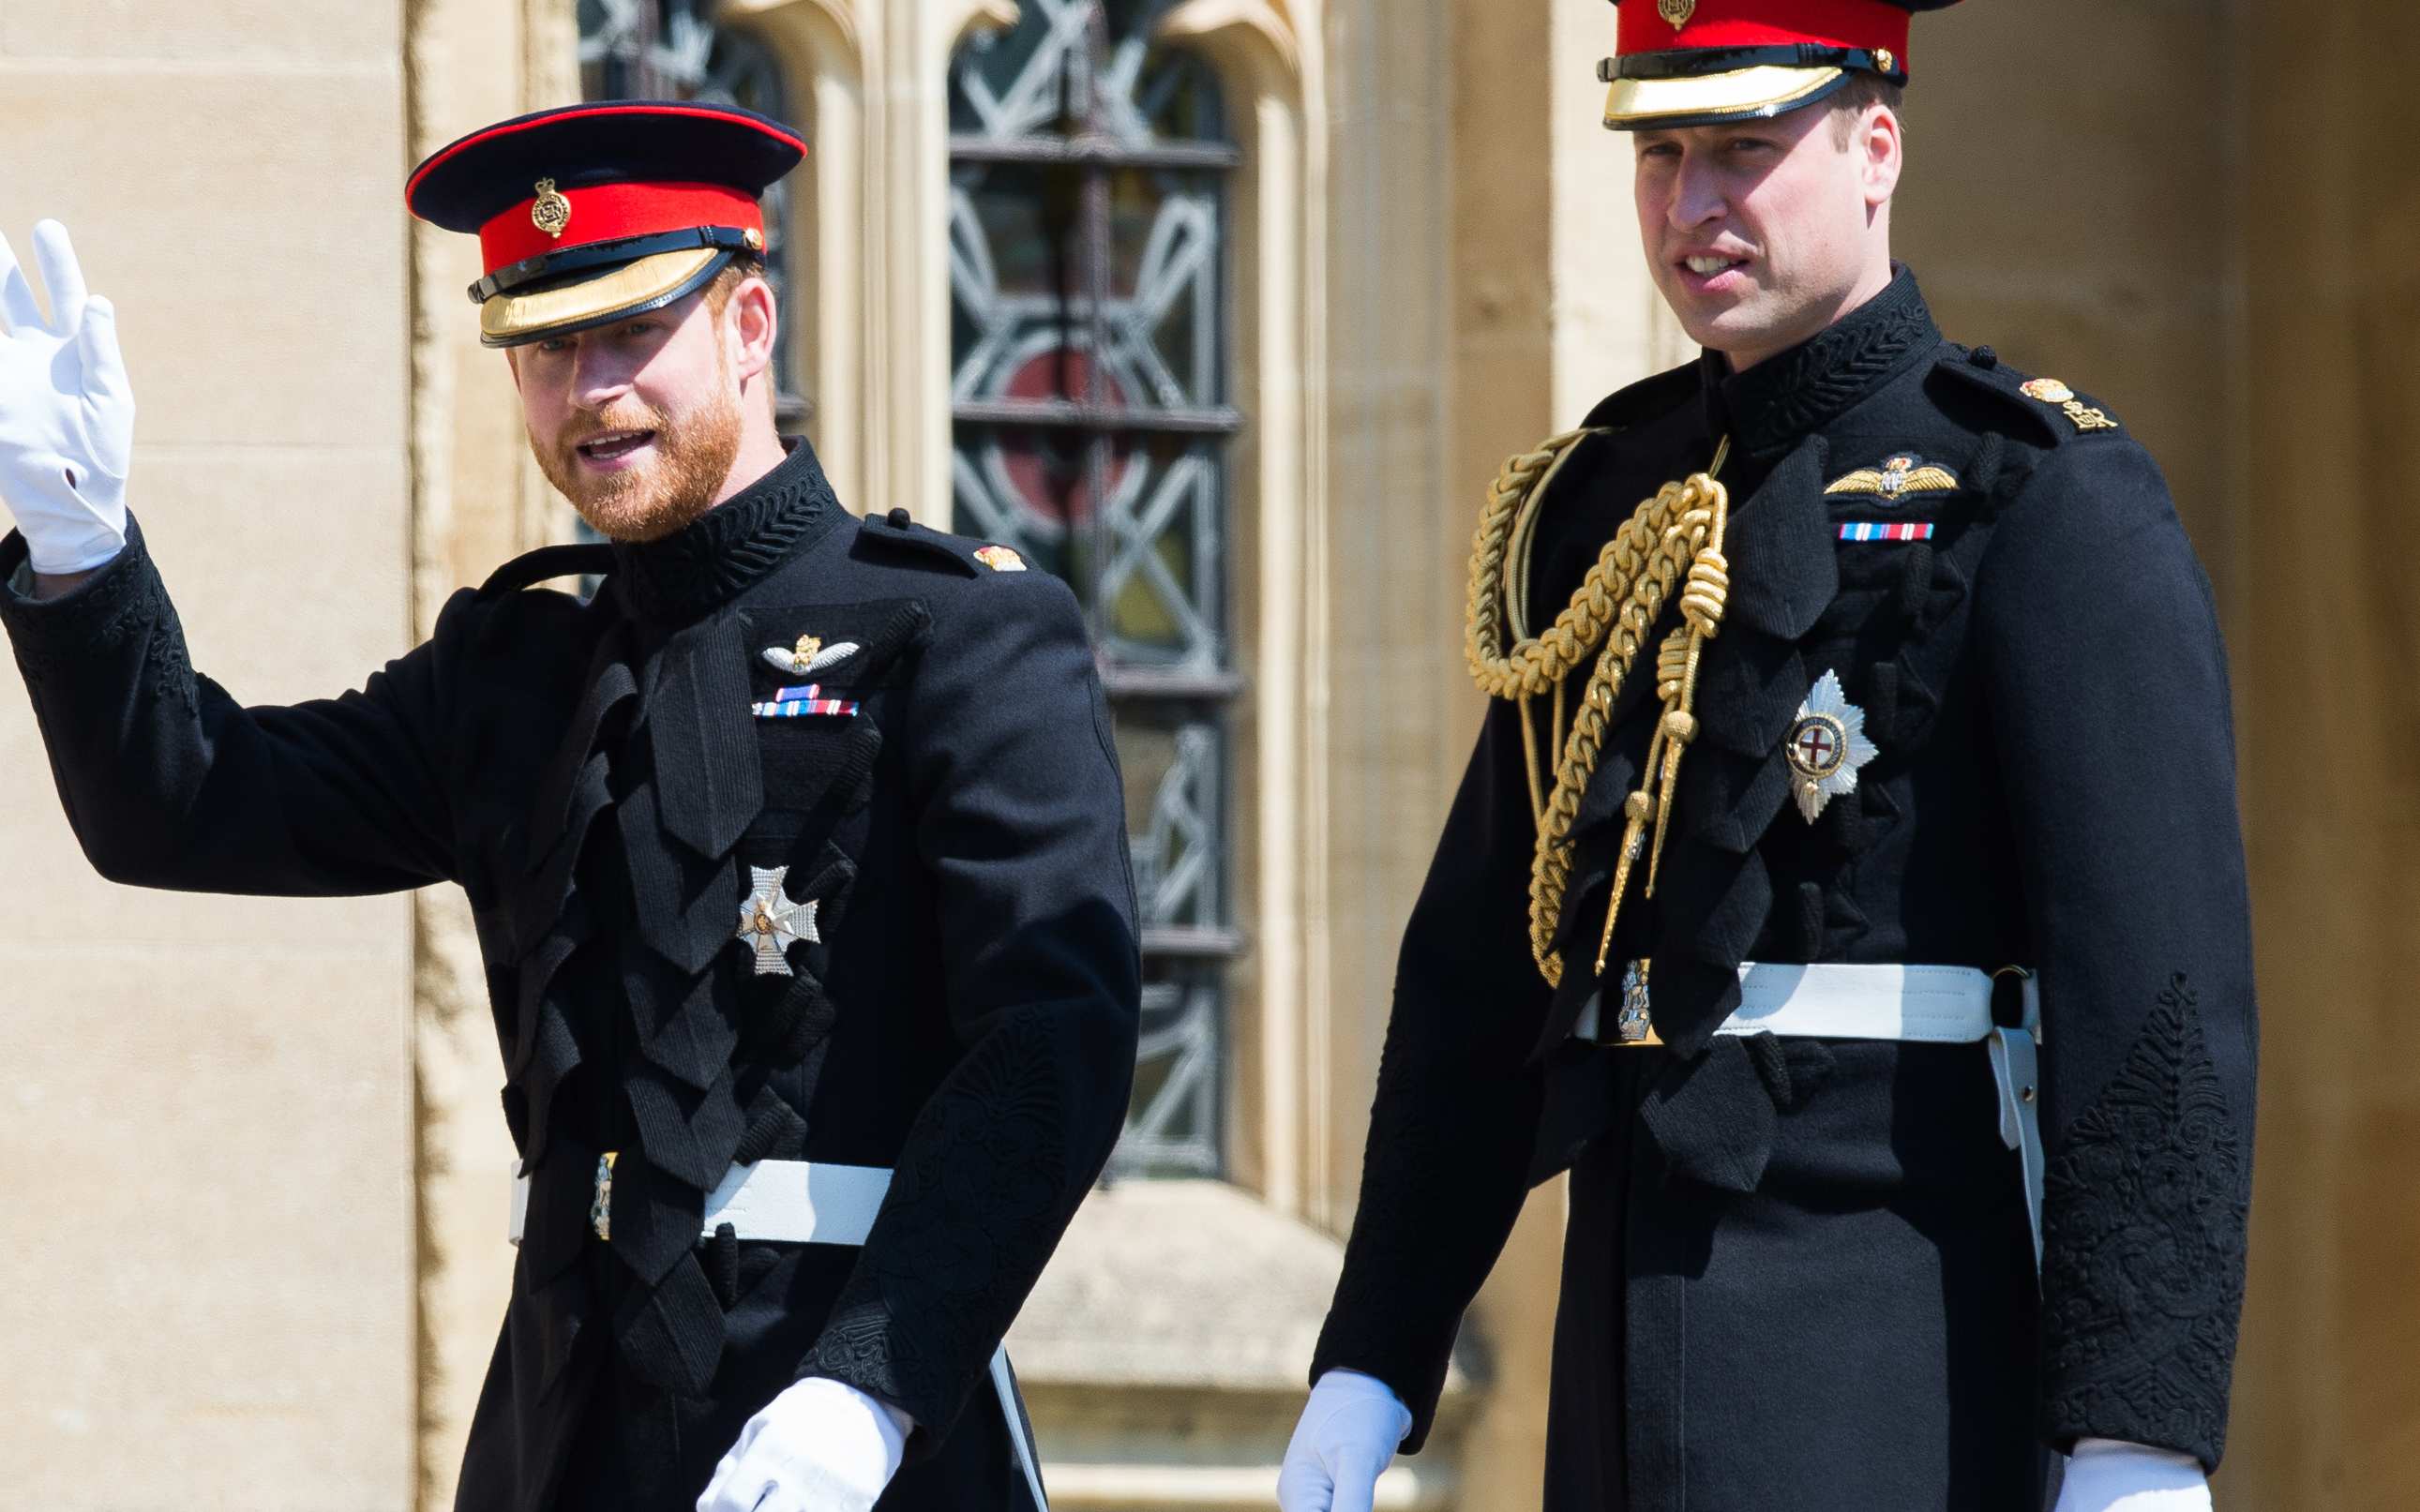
[1784,669,1880,823]
[735,865,821,977]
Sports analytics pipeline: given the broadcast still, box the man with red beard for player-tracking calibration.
[0,102,1139,1512]
[1277,3,2253,1511]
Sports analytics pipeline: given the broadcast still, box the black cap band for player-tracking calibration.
[468,224,762,305]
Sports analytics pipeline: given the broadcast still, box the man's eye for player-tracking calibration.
[1639,142,1680,159]
[622,321,656,337]
[1726,137,1775,153]
[535,338,572,354]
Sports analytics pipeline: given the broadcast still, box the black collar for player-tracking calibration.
[1702,265,1941,458]
[609,439,842,628]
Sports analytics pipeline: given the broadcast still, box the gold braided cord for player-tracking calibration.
[1466,430,1733,986]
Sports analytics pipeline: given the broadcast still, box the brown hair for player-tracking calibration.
[705,249,770,311]
[1828,72,1904,146]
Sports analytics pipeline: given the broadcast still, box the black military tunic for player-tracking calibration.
[0,440,1142,1511]
[1310,269,2256,1510]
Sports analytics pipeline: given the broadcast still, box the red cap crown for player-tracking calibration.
[1616,0,1912,66]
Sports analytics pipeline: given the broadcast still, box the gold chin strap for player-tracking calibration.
[1465,432,1733,987]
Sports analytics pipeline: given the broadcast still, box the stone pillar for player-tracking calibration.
[2225,0,2420,1505]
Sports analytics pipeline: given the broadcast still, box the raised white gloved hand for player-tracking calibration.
[696,1376,911,1512]
[2052,1438,2214,1512]
[0,219,133,575]
[1276,1369,1414,1512]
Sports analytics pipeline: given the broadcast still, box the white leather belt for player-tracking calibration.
[509,1157,894,1248]
[1576,961,2048,1271]
[508,1157,1052,1509]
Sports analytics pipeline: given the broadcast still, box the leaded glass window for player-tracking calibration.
[949,2,1241,1177]
[577,0,807,431]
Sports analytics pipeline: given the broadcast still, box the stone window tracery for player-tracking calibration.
[948,0,1239,1177]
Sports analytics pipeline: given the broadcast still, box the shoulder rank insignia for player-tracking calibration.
[1825,452,1960,502]
[973,545,1028,573]
[760,635,860,678]
[2021,376,2119,433]
[736,865,820,977]
[1784,670,1879,823]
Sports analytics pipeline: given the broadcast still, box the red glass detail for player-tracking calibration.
[997,347,1134,526]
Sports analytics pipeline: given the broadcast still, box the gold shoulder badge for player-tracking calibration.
[1825,452,1960,502]
[532,178,572,240]
[974,545,1028,574]
[2020,376,2120,433]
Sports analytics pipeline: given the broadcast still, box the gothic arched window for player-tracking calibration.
[578,0,808,432]
[950,2,1240,1177]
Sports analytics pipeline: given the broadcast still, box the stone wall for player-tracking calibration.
[0,4,416,1507]
[2228,0,2420,1504]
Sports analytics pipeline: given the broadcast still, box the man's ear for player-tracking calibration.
[726,277,778,387]
[1861,104,1903,209]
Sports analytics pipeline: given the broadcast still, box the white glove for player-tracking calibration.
[2053,1438,2214,1512]
[696,1376,911,1512]
[1276,1369,1414,1512]
[0,219,133,575]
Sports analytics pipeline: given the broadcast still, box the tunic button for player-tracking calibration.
[887,507,911,529]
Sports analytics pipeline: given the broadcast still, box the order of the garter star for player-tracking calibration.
[1784,670,1880,823]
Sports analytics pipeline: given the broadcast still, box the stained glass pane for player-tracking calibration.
[1113,968,1222,1178]
[950,4,1237,1178]
[1112,708,1225,930]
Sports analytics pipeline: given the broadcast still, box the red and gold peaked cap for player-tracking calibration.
[406,100,806,348]
[1600,0,1962,130]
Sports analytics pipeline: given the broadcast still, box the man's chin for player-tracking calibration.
[566,479,716,544]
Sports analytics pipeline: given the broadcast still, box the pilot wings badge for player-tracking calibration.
[1824,453,1959,504]
[760,635,862,678]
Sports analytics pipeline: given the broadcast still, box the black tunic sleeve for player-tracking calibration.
[797,568,1142,1447]
[1973,442,2258,1470]
[0,521,458,896]
[1309,695,1554,1452]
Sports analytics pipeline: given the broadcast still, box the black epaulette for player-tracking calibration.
[856,507,1031,579]
[1931,344,2127,448]
[477,541,616,596]
[1576,360,1702,432]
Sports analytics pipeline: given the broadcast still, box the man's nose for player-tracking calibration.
[571,344,637,409]
[1667,156,1726,232]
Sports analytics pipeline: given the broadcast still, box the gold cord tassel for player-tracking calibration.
[1467,433,1733,986]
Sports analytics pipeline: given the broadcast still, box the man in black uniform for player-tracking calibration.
[1277,4,2254,1510]
[0,102,1139,1512]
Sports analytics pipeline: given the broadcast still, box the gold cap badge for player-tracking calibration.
[531,178,572,240]
[1659,0,1696,28]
